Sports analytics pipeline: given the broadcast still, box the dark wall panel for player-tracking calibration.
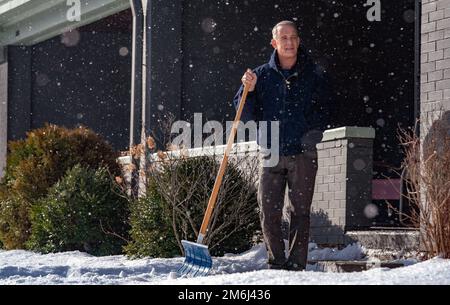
[7,46,32,140]
[146,0,183,146]
[8,10,132,151]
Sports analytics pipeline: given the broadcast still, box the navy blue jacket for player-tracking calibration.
[233,48,333,156]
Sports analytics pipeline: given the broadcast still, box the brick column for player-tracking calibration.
[420,0,450,252]
[420,0,450,136]
[310,127,375,245]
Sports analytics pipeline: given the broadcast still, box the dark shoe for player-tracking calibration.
[267,263,285,270]
[283,261,305,271]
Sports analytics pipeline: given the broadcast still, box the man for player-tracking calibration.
[233,20,332,271]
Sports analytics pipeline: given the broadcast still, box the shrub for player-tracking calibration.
[0,195,30,249]
[126,154,261,258]
[399,111,450,258]
[0,124,120,249]
[124,178,179,258]
[27,165,130,256]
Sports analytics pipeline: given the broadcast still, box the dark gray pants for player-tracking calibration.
[258,153,317,270]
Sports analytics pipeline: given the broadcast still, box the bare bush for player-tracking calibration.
[123,114,261,257]
[398,112,450,259]
[147,151,260,255]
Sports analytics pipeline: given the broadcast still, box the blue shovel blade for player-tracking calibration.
[178,240,213,277]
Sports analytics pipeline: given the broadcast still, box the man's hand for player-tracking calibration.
[241,68,257,92]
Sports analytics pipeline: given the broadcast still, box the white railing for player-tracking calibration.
[117,141,259,165]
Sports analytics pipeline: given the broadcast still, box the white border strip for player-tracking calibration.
[117,141,259,165]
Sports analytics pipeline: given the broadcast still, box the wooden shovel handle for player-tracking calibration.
[197,85,251,242]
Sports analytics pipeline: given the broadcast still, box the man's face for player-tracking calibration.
[271,25,300,60]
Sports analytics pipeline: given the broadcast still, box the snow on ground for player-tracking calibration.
[0,243,448,285]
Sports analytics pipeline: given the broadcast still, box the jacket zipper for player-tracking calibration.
[276,70,298,154]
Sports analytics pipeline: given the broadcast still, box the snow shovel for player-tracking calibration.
[178,84,251,277]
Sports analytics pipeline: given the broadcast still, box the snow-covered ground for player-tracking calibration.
[0,243,448,285]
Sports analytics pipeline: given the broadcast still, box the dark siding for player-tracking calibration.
[8,46,32,140]
[8,10,132,151]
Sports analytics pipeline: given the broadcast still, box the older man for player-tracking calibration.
[233,20,333,271]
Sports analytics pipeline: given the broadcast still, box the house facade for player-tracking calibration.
[0,0,448,238]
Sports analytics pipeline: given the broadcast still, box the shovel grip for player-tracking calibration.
[197,84,251,243]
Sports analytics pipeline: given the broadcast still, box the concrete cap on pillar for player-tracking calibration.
[321,126,375,142]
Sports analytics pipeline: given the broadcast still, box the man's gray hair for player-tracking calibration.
[272,20,299,39]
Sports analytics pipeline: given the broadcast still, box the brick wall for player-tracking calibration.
[420,0,450,252]
[421,0,450,136]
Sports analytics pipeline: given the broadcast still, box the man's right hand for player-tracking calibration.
[241,68,257,92]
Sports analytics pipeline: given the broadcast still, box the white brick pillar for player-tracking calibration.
[420,0,450,136]
[310,127,375,246]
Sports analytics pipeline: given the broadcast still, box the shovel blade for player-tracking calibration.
[178,240,212,277]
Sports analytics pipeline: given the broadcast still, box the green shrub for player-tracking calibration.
[27,165,129,256]
[0,195,30,249]
[126,155,260,258]
[0,124,120,249]
[124,178,179,258]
